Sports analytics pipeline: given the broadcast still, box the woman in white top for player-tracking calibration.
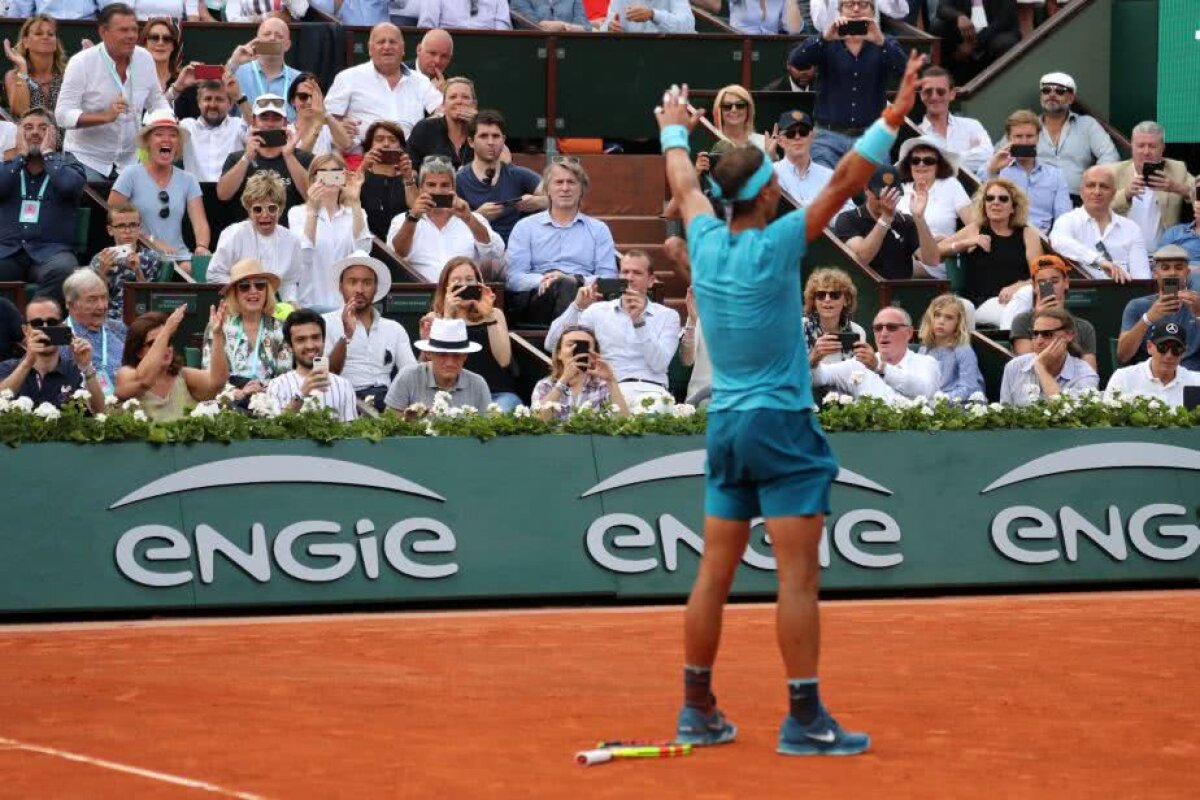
[209,171,308,303]
[288,154,373,311]
[895,136,972,242]
[288,72,351,157]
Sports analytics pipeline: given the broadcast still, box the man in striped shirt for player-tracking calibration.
[267,309,358,421]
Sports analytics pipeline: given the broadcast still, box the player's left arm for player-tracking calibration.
[655,85,714,230]
[804,50,926,243]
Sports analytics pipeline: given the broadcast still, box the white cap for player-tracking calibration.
[1040,72,1076,91]
[252,93,287,117]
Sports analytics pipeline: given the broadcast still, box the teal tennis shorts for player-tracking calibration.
[705,408,838,520]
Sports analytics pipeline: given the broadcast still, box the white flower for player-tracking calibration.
[442,405,464,418]
[423,420,439,437]
[989,402,1004,412]
[836,393,854,406]
[33,402,60,421]
[248,392,281,418]
[0,388,12,400]
[486,402,503,414]
[301,394,325,412]
[94,412,107,423]
[1148,398,1164,410]
[822,392,840,406]
[459,404,478,416]
[407,402,428,416]
[513,404,531,418]
[968,392,987,404]
[849,371,866,386]
[13,396,33,412]
[72,388,91,401]
[892,396,913,410]
[933,391,949,403]
[0,397,9,413]
[431,390,454,414]
[121,398,141,410]
[672,403,696,418]
[919,405,935,417]
[132,409,148,422]
[190,402,220,418]
[217,385,238,403]
[104,394,118,406]
[969,403,988,418]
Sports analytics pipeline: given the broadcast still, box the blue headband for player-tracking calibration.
[708,155,773,203]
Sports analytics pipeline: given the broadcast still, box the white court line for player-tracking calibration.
[0,737,267,799]
[0,589,1194,635]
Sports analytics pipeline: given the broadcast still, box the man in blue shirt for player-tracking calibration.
[227,18,301,123]
[9,0,100,19]
[0,295,106,413]
[655,51,925,757]
[456,110,546,244]
[788,0,907,168]
[1117,245,1200,371]
[1156,187,1200,266]
[504,158,616,326]
[981,108,1071,235]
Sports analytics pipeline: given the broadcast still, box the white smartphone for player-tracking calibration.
[111,244,134,260]
[316,171,346,187]
[312,356,328,374]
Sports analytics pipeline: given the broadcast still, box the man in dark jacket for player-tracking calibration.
[936,0,1020,71]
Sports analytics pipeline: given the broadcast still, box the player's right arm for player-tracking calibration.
[804,50,927,243]
[655,86,714,230]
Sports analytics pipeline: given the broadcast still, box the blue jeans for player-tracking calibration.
[810,128,857,170]
[491,391,521,413]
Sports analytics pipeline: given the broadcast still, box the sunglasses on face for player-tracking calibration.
[908,156,939,167]
[814,290,843,301]
[251,204,279,215]
[985,194,1012,203]
[1030,327,1064,339]
[236,280,269,292]
[294,92,311,102]
[1041,86,1070,96]
[145,33,174,44]
[840,0,872,8]
[920,87,948,97]
[256,98,285,111]
[157,189,170,219]
[110,222,139,230]
[27,317,62,328]
[782,126,812,139]
[720,101,748,111]
[1156,342,1185,356]
[873,322,909,332]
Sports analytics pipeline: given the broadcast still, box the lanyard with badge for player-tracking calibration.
[99,45,132,105]
[67,318,114,395]
[252,63,294,103]
[18,169,50,224]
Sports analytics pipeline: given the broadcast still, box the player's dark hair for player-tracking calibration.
[712,145,767,217]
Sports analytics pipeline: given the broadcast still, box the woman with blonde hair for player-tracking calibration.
[3,15,66,118]
[203,259,292,405]
[937,177,1042,328]
[407,77,479,169]
[208,171,307,302]
[531,325,628,420]
[802,267,866,366]
[917,293,984,401]
[707,84,778,159]
[287,153,371,311]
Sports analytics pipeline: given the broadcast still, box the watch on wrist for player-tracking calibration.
[1141,313,1152,326]
[405,211,421,223]
[236,95,248,105]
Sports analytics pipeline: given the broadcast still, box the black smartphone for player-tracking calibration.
[457,284,483,302]
[499,197,523,207]
[379,149,404,165]
[40,325,73,346]
[838,19,869,36]
[1010,144,1038,158]
[1142,161,1166,180]
[596,278,628,301]
[837,332,859,354]
[432,194,455,208]
[572,339,591,361]
[1162,277,1181,297]
[1038,279,1056,301]
[257,128,287,148]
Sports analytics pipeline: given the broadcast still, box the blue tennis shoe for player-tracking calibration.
[675,706,737,746]
[777,710,869,756]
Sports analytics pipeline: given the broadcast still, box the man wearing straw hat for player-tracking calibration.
[384,317,491,414]
[323,251,416,412]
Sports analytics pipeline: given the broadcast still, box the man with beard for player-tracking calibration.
[1033,72,1117,201]
[218,94,312,208]
[456,109,546,244]
[268,308,358,420]
[180,79,250,183]
[323,251,415,412]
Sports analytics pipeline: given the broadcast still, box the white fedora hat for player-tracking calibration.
[415,317,482,354]
[895,135,960,174]
[333,250,391,303]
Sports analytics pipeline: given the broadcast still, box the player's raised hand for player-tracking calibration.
[885,50,928,127]
[655,84,704,132]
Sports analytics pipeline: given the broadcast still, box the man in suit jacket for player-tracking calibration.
[1111,120,1195,249]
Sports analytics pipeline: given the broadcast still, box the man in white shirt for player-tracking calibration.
[771,110,852,213]
[55,3,169,181]
[999,307,1099,406]
[268,308,358,421]
[812,305,940,405]
[1110,121,1195,249]
[323,251,416,411]
[180,80,249,183]
[418,0,512,30]
[809,0,909,33]
[1050,165,1151,281]
[1106,322,1200,408]
[915,66,992,176]
[545,249,680,409]
[208,171,308,302]
[324,22,444,151]
[387,157,504,283]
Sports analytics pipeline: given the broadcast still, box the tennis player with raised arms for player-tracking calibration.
[655,50,926,756]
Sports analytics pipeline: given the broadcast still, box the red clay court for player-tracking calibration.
[0,590,1195,799]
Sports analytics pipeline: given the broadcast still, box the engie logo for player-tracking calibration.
[983,443,1200,565]
[111,456,459,587]
[580,450,902,573]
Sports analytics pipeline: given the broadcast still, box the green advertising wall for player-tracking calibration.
[1,430,1197,615]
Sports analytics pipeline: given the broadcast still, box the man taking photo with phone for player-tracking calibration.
[0,295,106,413]
[1009,254,1098,371]
[1116,244,1200,371]
[218,94,313,208]
[544,249,680,410]
[1110,121,1195,249]
[981,109,1070,235]
[267,308,358,421]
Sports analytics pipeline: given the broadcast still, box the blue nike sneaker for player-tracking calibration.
[675,706,737,746]
[777,710,869,756]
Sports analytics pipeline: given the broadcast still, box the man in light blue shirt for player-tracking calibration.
[512,0,589,30]
[726,0,800,34]
[981,109,1071,235]
[324,0,390,25]
[10,0,100,19]
[603,0,695,32]
[228,18,301,123]
[771,110,853,213]
[505,159,616,326]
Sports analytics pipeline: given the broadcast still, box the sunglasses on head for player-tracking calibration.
[422,155,453,166]
[908,155,939,167]
[1156,341,1185,356]
[251,204,279,215]
[1041,85,1070,96]
[27,317,62,328]
[720,101,748,111]
[236,280,270,292]
[985,193,1011,203]
[814,290,843,301]
[145,33,174,43]
[782,126,812,139]
[872,322,909,332]
[157,189,170,219]
[1030,327,1064,339]
[920,87,948,97]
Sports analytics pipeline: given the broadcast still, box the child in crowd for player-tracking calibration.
[917,293,986,402]
[88,203,162,323]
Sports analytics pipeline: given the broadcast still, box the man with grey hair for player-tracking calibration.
[1034,71,1118,199]
[505,158,617,325]
[1110,120,1195,248]
[387,157,504,282]
[1050,165,1151,281]
[811,305,939,405]
[61,268,125,395]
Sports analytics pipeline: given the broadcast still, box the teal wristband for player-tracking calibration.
[852,119,898,167]
[660,125,690,154]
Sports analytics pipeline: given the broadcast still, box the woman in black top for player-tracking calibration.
[938,178,1043,328]
[406,77,477,169]
[358,120,417,240]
